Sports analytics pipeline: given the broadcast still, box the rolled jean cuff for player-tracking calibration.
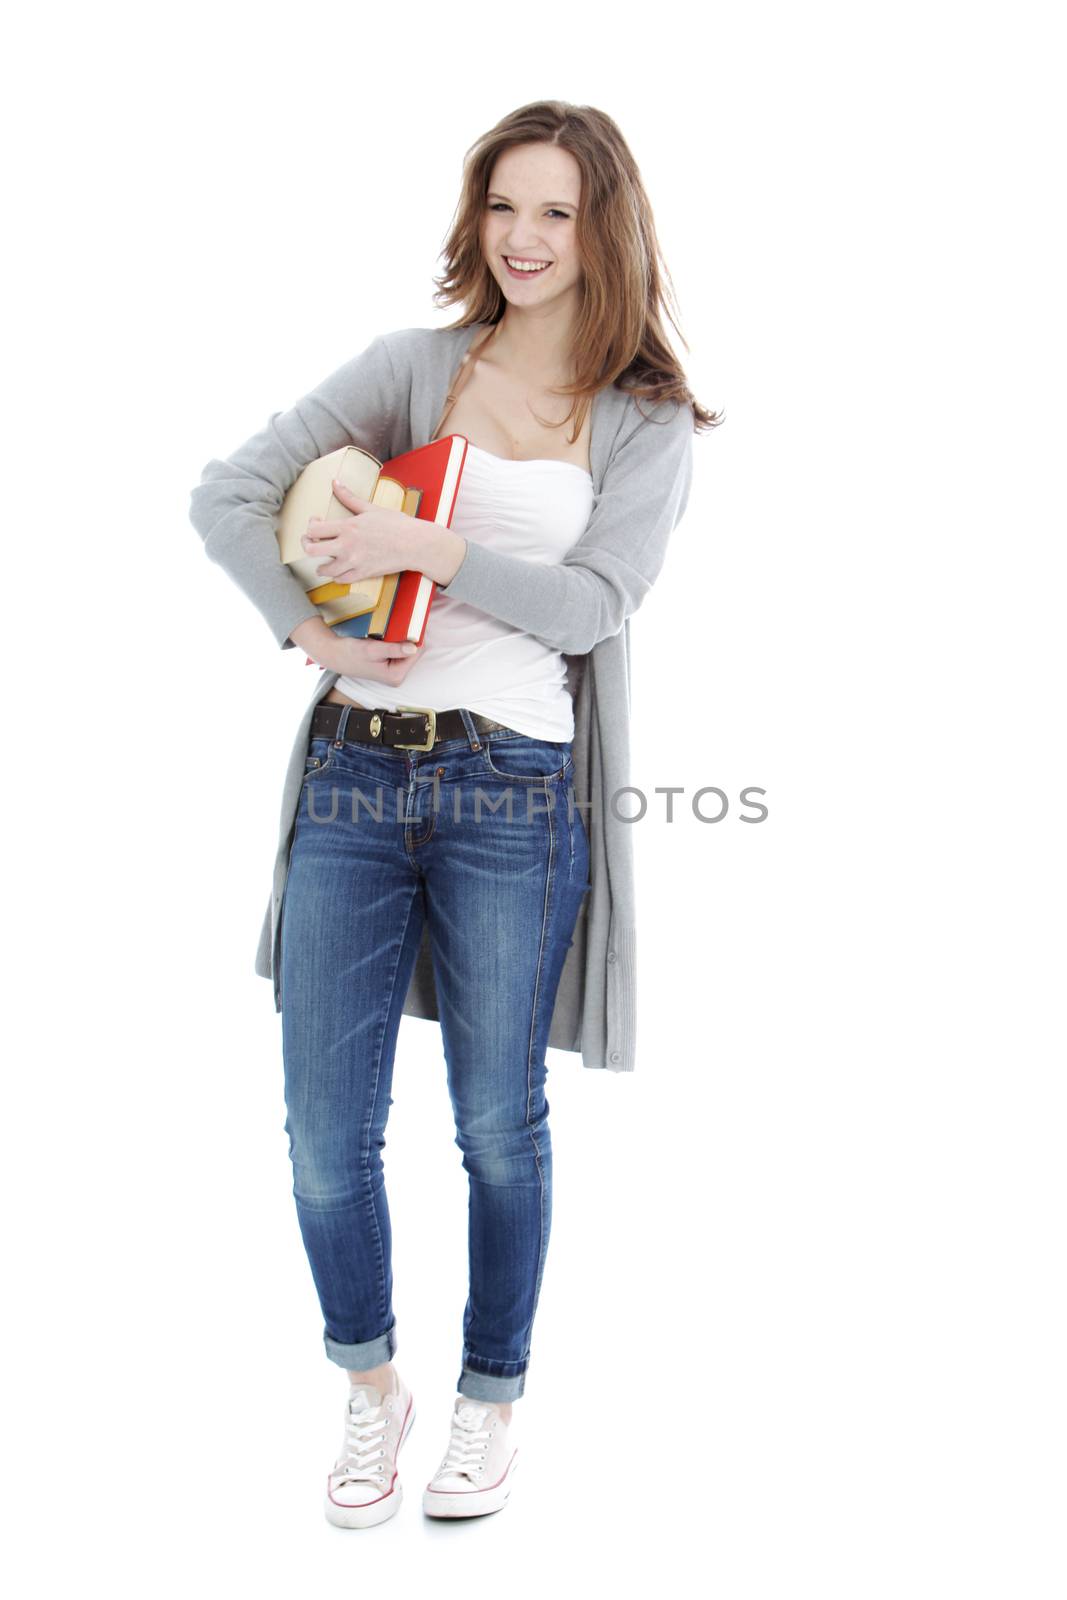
[458,1362,527,1402]
[324,1321,398,1371]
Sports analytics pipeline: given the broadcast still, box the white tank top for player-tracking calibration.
[333,443,595,739]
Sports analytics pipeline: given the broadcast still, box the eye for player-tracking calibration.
[487,202,571,219]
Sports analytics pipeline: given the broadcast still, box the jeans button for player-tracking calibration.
[607,949,617,963]
[610,1050,621,1064]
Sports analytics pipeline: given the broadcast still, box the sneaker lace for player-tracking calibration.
[331,1397,390,1488]
[439,1402,493,1482]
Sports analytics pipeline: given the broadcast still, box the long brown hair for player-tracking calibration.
[432,100,724,439]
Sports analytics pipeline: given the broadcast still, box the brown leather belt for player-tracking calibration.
[310,701,516,754]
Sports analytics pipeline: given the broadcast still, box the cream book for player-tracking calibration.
[275,444,422,629]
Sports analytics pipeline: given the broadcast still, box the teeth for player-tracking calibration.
[505,257,550,272]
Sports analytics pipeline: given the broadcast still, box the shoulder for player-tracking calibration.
[376,324,478,371]
[607,387,694,474]
[617,386,694,437]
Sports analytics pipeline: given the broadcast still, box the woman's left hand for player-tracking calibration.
[301,479,415,583]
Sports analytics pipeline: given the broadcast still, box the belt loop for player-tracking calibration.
[457,708,482,751]
[333,704,354,747]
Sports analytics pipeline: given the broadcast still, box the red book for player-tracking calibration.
[379,434,469,646]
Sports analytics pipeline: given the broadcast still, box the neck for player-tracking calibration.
[487,304,579,382]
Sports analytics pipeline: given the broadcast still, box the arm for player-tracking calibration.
[187,332,402,649]
[426,397,695,656]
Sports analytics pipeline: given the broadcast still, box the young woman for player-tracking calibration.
[189,99,720,1530]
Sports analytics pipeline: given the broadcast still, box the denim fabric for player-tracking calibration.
[278,705,591,1402]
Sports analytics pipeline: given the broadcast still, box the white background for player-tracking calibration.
[6,1,1064,1594]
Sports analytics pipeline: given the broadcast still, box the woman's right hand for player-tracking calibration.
[327,635,424,687]
[289,615,424,684]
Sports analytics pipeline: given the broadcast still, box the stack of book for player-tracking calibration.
[276,434,468,661]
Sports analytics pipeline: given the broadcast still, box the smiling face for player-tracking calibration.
[481,142,583,310]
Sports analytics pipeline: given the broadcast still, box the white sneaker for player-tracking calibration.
[324,1369,416,1529]
[422,1395,520,1518]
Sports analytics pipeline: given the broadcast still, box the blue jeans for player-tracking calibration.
[278,705,591,1402]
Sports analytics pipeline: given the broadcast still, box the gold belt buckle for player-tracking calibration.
[394,705,437,751]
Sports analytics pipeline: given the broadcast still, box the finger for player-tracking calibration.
[368,639,418,657]
[330,481,370,509]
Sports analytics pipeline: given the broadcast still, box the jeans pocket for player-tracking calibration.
[303,735,337,779]
[483,735,573,783]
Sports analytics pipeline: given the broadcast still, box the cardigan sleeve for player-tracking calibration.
[438,395,695,656]
[188,333,401,649]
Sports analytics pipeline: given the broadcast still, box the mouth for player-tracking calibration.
[502,255,553,279]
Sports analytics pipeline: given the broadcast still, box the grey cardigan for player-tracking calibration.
[188,322,695,1071]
